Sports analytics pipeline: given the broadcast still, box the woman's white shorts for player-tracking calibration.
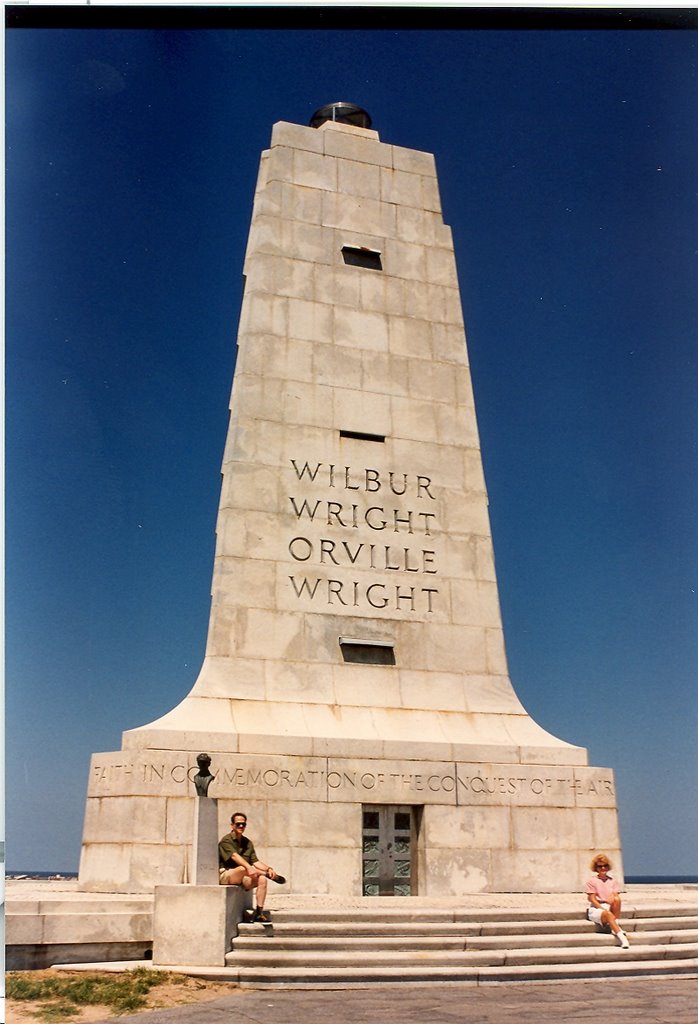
[586,903,611,927]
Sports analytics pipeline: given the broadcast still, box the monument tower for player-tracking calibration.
[79,104,622,894]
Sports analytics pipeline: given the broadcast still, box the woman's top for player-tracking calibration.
[585,875,620,904]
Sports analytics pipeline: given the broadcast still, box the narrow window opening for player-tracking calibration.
[341,246,382,271]
[339,637,396,666]
[340,429,385,443]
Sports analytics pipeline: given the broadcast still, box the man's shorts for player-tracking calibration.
[219,867,240,885]
[586,903,611,927]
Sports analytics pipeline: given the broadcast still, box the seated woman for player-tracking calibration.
[585,853,630,949]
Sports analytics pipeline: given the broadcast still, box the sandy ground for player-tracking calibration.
[4,970,239,1024]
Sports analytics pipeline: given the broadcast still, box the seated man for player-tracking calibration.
[218,811,278,923]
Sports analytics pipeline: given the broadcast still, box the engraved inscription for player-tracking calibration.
[88,753,617,810]
[287,459,440,614]
[455,766,616,808]
[457,772,614,799]
[91,761,456,795]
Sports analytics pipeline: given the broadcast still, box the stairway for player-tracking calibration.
[225,903,698,985]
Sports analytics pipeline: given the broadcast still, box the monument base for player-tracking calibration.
[152,885,247,967]
[79,746,621,894]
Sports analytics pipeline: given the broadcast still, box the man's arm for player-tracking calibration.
[232,851,254,870]
[253,859,277,880]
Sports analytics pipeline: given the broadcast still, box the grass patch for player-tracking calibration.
[6,967,174,1017]
[33,1006,81,1023]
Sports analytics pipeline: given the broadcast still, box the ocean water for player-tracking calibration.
[626,875,698,885]
[7,870,79,879]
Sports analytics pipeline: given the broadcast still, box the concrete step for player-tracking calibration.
[633,916,698,930]
[235,914,698,939]
[8,898,153,916]
[629,905,698,918]
[470,929,698,950]
[228,957,698,986]
[227,940,698,969]
[8,911,153,946]
[233,927,698,953]
[266,908,577,924]
[482,915,698,934]
[264,904,698,924]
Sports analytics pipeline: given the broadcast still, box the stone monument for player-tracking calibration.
[79,103,622,894]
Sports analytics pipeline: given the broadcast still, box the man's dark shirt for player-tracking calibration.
[218,831,259,869]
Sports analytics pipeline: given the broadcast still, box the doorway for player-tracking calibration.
[362,805,419,895]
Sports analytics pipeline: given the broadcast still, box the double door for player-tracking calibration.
[362,805,418,896]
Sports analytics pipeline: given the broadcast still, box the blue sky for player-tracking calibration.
[6,12,698,875]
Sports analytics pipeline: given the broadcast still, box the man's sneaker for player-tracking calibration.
[253,908,272,924]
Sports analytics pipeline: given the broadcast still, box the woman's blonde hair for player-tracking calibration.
[590,852,613,871]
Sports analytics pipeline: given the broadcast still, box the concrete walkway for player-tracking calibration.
[96,976,698,1024]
